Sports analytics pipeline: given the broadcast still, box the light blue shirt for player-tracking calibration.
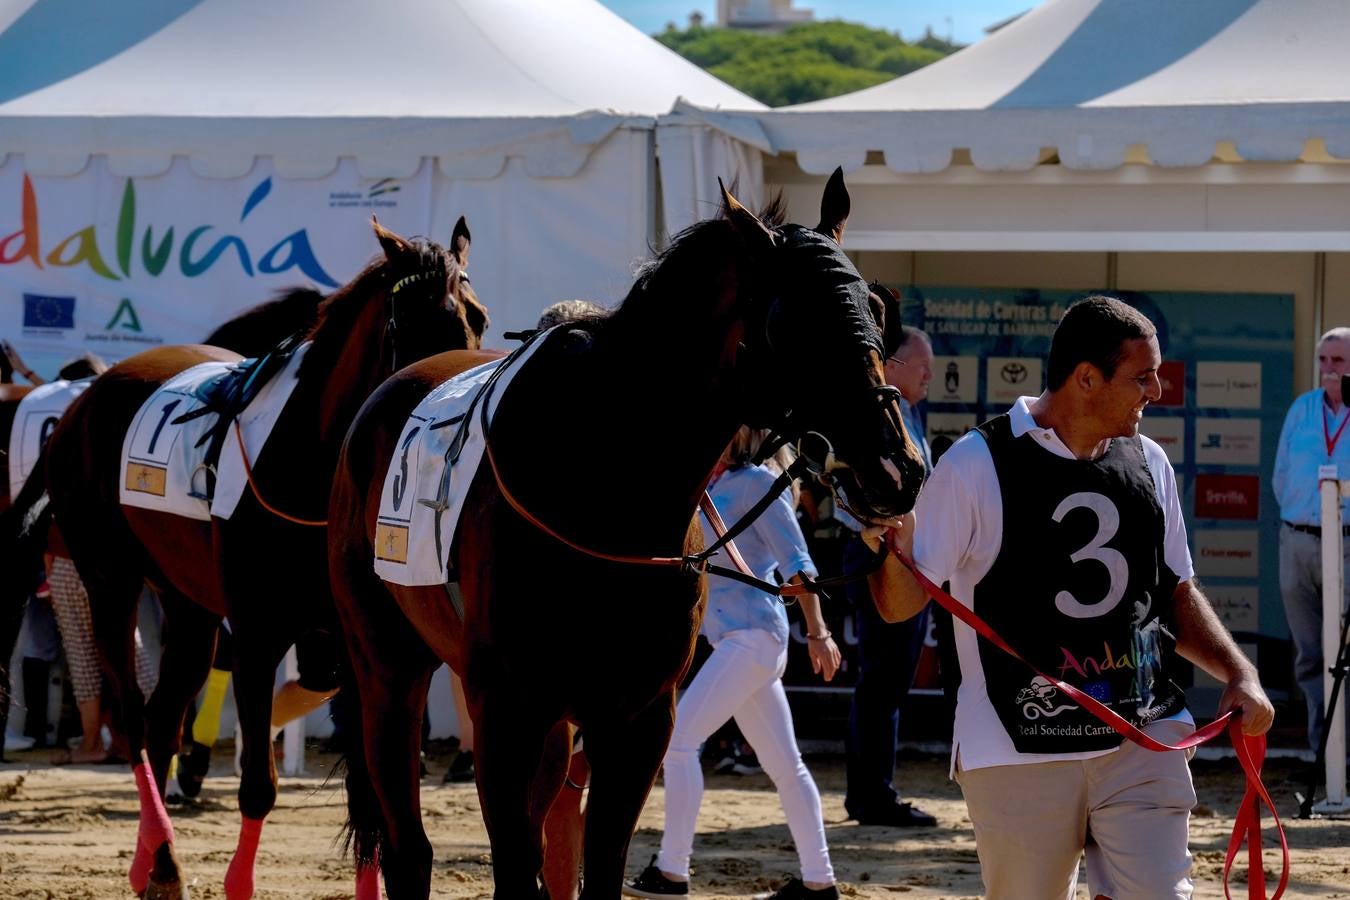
[1273,387,1350,526]
[699,464,818,646]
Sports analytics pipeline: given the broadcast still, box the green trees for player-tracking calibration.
[656,20,957,107]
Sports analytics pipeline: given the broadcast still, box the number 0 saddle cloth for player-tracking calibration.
[8,379,92,495]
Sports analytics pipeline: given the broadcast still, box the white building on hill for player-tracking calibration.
[717,0,814,33]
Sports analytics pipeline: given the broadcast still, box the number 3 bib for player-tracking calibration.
[972,415,1185,754]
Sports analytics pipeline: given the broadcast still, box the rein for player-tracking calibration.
[891,549,1289,900]
[232,420,327,528]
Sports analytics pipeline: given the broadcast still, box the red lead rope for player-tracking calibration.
[890,550,1289,899]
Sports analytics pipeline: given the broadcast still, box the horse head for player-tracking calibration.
[371,216,487,367]
[723,170,925,520]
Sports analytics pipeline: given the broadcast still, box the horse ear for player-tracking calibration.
[371,217,411,261]
[817,167,850,244]
[719,178,776,254]
[450,216,471,268]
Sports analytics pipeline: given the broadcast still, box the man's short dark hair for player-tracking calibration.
[1046,296,1156,390]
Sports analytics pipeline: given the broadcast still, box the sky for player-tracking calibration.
[599,1,1039,45]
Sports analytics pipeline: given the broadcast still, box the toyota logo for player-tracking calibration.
[1001,362,1028,384]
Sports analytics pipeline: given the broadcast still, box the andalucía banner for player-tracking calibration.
[0,156,432,377]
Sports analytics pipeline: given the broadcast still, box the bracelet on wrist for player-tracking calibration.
[806,630,832,641]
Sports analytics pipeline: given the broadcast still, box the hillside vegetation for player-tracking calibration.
[656,21,961,107]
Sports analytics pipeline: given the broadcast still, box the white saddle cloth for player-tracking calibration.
[119,343,310,521]
[7,379,91,495]
[374,334,550,586]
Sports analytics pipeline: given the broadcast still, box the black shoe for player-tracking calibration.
[177,740,213,799]
[442,749,474,783]
[623,855,688,897]
[754,877,839,900]
[855,800,937,827]
[731,750,763,776]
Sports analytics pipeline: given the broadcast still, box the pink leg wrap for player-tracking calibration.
[130,757,175,893]
[224,815,265,899]
[356,861,381,900]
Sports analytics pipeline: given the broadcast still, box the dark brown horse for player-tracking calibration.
[328,173,925,898]
[3,219,485,899]
[0,290,324,759]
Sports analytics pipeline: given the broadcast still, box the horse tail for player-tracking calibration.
[334,662,385,873]
[328,433,389,876]
[0,447,54,723]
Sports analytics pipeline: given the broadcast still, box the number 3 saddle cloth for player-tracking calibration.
[373,332,550,586]
[119,343,310,522]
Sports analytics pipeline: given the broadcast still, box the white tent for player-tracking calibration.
[0,0,762,369]
[660,0,1350,254]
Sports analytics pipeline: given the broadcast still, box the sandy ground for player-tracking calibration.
[0,744,1346,899]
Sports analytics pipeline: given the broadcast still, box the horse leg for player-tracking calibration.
[540,727,588,900]
[576,697,676,899]
[143,589,220,789]
[223,630,287,900]
[356,652,436,900]
[85,566,186,898]
[475,687,563,899]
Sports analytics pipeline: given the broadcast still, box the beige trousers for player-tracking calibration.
[955,719,1197,900]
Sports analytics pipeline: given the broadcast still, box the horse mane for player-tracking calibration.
[601,192,792,338]
[204,287,324,357]
[298,238,449,380]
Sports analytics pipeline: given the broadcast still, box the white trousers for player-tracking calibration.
[657,628,833,884]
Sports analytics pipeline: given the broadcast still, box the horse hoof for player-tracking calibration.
[177,741,212,799]
[144,879,187,900]
[144,841,187,900]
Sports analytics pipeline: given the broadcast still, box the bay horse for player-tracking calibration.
[2,218,485,899]
[327,172,926,898]
[0,289,324,759]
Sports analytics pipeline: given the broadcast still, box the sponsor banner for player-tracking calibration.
[1139,416,1185,464]
[1195,473,1260,520]
[931,355,978,403]
[1157,360,1185,407]
[1194,529,1259,577]
[1205,584,1261,634]
[985,356,1042,404]
[898,285,1292,647]
[0,156,432,377]
[1195,417,1262,466]
[1196,361,1262,409]
[927,412,978,456]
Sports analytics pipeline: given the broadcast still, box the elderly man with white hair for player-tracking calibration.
[1274,325,1350,750]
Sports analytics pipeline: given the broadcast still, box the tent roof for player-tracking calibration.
[0,0,763,178]
[717,0,1350,173]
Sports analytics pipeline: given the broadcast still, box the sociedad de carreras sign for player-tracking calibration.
[0,175,338,287]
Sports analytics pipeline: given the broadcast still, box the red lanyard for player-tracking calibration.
[1325,402,1350,456]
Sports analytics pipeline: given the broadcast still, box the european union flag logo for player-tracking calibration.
[22,293,75,329]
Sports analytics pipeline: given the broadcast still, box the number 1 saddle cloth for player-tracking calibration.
[8,379,92,495]
[373,332,550,586]
[119,343,310,522]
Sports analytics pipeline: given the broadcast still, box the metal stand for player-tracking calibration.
[1297,474,1350,818]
